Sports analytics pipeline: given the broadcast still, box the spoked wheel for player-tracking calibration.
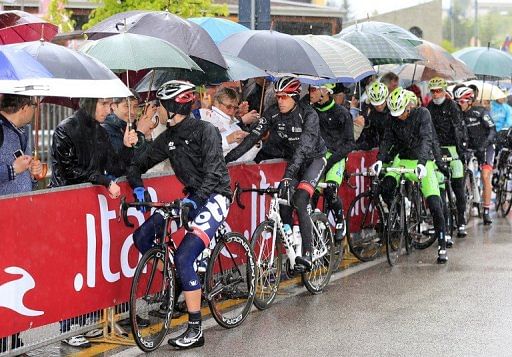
[386,197,406,266]
[410,195,436,250]
[500,176,512,217]
[205,232,256,329]
[130,247,174,353]
[495,169,504,211]
[464,172,475,223]
[346,192,385,262]
[251,220,282,310]
[302,212,335,294]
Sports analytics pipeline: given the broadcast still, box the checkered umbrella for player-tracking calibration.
[341,21,422,46]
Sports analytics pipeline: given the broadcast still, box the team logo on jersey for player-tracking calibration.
[168,141,176,150]
[291,127,302,133]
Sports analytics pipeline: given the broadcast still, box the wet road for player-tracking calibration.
[102,213,512,356]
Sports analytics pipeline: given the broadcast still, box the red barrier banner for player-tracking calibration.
[0,151,376,337]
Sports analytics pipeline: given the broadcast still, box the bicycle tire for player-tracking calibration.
[410,194,436,250]
[130,247,175,353]
[325,209,344,271]
[302,212,335,294]
[386,196,405,266]
[500,178,512,217]
[251,220,282,310]
[206,232,256,329]
[495,169,505,211]
[346,191,385,262]
[464,171,474,223]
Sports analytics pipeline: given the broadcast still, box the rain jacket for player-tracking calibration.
[50,109,132,188]
[377,106,434,165]
[462,106,496,152]
[225,101,326,179]
[127,115,231,204]
[313,98,354,169]
[490,101,512,132]
[427,98,466,154]
[356,106,390,151]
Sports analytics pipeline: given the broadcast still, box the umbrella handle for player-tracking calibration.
[34,96,40,160]
[259,78,266,116]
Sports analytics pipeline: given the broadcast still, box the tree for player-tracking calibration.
[45,0,76,33]
[84,0,229,30]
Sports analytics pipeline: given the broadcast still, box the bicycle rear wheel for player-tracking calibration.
[302,212,335,294]
[500,177,512,217]
[130,247,174,353]
[206,232,256,329]
[464,171,474,223]
[386,196,405,266]
[346,191,384,262]
[251,220,282,310]
[410,194,436,250]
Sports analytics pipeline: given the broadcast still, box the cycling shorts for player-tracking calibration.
[385,157,440,198]
[440,146,464,179]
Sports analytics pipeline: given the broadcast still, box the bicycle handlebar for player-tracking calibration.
[234,182,280,209]
[119,196,192,231]
[385,167,416,175]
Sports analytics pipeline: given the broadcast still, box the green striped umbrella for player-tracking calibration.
[335,30,422,65]
[453,46,512,80]
[341,21,423,46]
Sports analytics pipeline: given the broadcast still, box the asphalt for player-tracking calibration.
[94,210,512,357]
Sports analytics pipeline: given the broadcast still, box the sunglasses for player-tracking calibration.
[457,99,471,104]
[430,88,444,94]
[219,101,239,110]
[276,93,294,100]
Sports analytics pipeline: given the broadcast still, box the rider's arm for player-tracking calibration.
[330,107,355,162]
[284,107,322,178]
[196,124,227,203]
[482,110,497,146]
[417,109,434,166]
[430,120,443,164]
[224,114,270,163]
[377,125,394,163]
[450,101,468,155]
[126,132,170,188]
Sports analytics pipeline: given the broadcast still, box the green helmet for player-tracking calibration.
[405,90,418,107]
[428,77,447,90]
[387,87,411,117]
[366,81,389,106]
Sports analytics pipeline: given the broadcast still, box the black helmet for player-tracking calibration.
[156,80,196,116]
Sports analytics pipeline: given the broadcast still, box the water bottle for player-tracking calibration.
[292,225,302,256]
[404,197,411,218]
[283,224,294,248]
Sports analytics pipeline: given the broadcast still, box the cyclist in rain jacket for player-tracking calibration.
[454,85,496,225]
[426,77,468,237]
[356,81,391,150]
[226,76,327,271]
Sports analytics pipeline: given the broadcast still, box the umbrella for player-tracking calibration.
[448,80,507,101]
[0,46,52,81]
[188,17,249,44]
[219,30,334,78]
[2,41,131,98]
[135,52,267,92]
[341,21,422,46]
[335,30,423,65]
[453,45,512,80]
[294,34,375,83]
[0,10,58,44]
[80,32,202,73]
[84,10,227,69]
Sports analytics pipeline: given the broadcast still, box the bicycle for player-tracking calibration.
[384,167,419,266]
[234,181,335,309]
[345,171,386,262]
[119,197,256,352]
[494,148,512,216]
[440,156,460,239]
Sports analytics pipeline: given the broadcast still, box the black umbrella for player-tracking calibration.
[84,10,227,69]
[219,30,334,78]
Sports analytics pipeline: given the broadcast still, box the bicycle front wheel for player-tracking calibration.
[500,177,512,217]
[346,191,385,262]
[206,232,256,329]
[251,220,282,310]
[130,247,175,353]
[386,196,406,266]
[302,212,335,294]
[464,171,474,222]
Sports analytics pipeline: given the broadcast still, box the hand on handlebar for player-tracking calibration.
[369,160,382,176]
[277,178,291,200]
[415,164,427,180]
[133,187,151,213]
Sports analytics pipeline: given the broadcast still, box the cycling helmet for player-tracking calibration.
[366,81,389,106]
[405,89,418,107]
[453,86,474,102]
[322,83,336,94]
[387,87,411,117]
[274,76,301,96]
[428,77,447,90]
[156,80,196,116]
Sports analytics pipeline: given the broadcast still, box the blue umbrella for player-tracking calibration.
[0,46,52,80]
[188,17,248,44]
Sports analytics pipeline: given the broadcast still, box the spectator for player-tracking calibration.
[491,97,512,132]
[0,94,42,353]
[200,87,261,162]
[380,72,400,93]
[50,97,138,194]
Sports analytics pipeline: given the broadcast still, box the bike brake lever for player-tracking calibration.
[119,196,134,228]
[234,182,246,209]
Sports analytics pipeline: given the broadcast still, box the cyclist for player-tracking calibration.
[426,77,468,237]
[308,82,354,242]
[370,87,448,263]
[453,85,497,225]
[225,76,327,271]
[356,81,390,150]
[127,80,232,350]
